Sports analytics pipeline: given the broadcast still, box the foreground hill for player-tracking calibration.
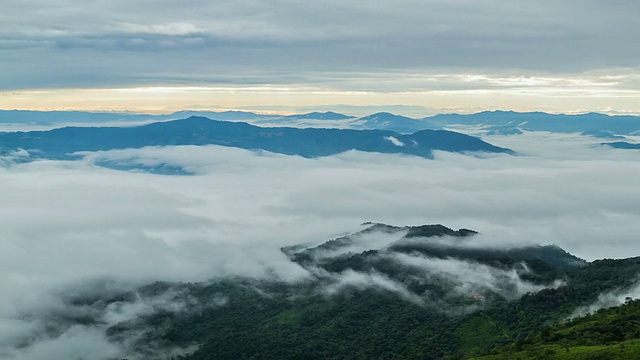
[36,222,631,360]
[156,232,638,360]
[5,222,639,359]
[470,298,640,360]
[0,116,512,162]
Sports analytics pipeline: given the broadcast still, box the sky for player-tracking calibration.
[1,0,639,116]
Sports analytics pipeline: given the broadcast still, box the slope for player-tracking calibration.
[469,298,640,360]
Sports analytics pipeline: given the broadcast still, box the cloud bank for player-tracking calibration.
[1,130,640,357]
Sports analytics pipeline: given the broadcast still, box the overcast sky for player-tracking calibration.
[1,0,639,115]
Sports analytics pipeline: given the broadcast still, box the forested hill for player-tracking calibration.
[470,298,640,359]
[0,116,512,161]
[166,256,639,360]
[65,223,639,360]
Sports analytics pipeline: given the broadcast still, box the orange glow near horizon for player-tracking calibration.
[2,84,639,117]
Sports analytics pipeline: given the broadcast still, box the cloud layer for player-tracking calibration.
[1,130,640,357]
[3,0,638,75]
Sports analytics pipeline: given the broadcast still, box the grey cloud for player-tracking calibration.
[1,1,639,90]
[6,1,637,44]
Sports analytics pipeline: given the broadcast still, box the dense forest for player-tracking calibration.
[95,223,640,359]
[469,298,640,359]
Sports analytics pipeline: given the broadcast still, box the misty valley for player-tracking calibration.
[1,111,640,360]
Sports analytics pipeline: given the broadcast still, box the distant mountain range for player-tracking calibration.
[2,109,639,137]
[2,110,638,159]
[0,116,512,167]
[426,110,640,136]
[605,142,640,149]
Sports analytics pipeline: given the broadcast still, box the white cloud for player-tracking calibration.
[121,22,203,36]
[323,270,424,305]
[384,136,405,147]
[3,326,122,360]
[386,253,563,300]
[570,281,640,319]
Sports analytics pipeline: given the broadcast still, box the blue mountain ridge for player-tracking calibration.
[2,109,639,136]
[280,111,355,120]
[604,142,640,149]
[0,116,512,162]
[425,110,640,135]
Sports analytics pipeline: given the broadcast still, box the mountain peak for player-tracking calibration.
[282,111,354,120]
[360,112,415,121]
[184,115,212,121]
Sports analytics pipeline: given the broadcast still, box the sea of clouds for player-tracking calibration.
[1,130,640,358]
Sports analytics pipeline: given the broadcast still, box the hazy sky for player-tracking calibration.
[1,0,639,115]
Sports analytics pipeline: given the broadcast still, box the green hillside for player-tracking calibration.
[469,299,640,360]
[97,224,640,359]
